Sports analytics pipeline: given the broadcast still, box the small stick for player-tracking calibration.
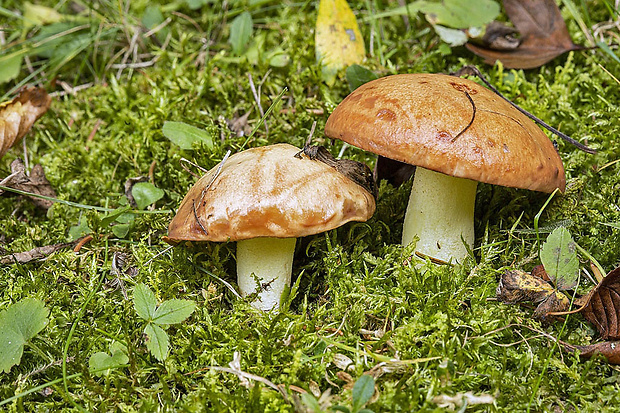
[452,65,596,154]
[73,234,93,253]
[452,90,476,142]
[249,73,268,135]
[304,121,317,148]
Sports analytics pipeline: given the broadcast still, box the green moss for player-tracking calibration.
[2,0,620,411]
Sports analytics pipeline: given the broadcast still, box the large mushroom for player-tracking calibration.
[166,143,376,310]
[324,73,565,263]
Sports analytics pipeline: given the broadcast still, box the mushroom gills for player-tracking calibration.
[402,168,477,263]
[236,237,297,311]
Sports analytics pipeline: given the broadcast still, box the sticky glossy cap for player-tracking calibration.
[167,143,376,242]
[324,73,565,193]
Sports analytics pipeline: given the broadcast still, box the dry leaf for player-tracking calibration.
[465,0,583,69]
[496,269,571,319]
[0,159,57,210]
[315,0,366,85]
[579,266,620,340]
[497,269,556,304]
[0,87,51,159]
[0,237,86,265]
[531,264,551,282]
[563,341,620,364]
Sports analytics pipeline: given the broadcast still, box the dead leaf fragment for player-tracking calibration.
[0,237,86,265]
[563,341,620,364]
[497,269,571,319]
[465,0,584,69]
[579,266,620,340]
[497,269,556,304]
[0,87,51,158]
[0,159,57,210]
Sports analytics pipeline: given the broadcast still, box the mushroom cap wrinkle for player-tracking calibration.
[167,143,376,242]
[324,73,565,193]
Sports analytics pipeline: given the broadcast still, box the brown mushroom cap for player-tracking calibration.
[324,73,565,193]
[167,143,376,242]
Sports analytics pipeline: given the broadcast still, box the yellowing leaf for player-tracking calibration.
[24,2,64,31]
[315,0,365,85]
[0,87,51,159]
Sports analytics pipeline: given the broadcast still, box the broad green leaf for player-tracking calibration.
[88,344,129,377]
[345,64,378,92]
[134,284,157,321]
[0,54,22,84]
[351,375,375,412]
[111,223,132,238]
[540,227,579,290]
[142,6,169,43]
[0,329,26,374]
[229,11,253,55]
[420,0,500,29]
[131,182,164,210]
[315,0,366,85]
[162,121,214,150]
[68,215,91,241]
[152,299,196,325]
[144,323,169,361]
[0,298,49,373]
[101,206,132,227]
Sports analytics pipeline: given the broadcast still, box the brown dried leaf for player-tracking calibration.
[0,87,51,158]
[497,269,556,304]
[0,159,57,210]
[531,264,551,282]
[533,290,571,320]
[465,0,584,69]
[0,237,85,265]
[579,266,620,340]
[564,341,620,364]
[497,269,571,319]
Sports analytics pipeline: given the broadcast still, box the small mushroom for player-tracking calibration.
[324,73,565,263]
[166,143,376,310]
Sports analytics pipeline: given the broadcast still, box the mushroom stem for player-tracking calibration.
[402,168,477,263]
[236,237,297,311]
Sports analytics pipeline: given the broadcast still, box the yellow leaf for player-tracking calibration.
[315,0,366,85]
[0,88,51,159]
[23,2,64,31]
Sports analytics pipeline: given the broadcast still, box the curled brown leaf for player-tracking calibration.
[0,159,57,210]
[497,269,571,320]
[579,266,620,340]
[465,0,584,69]
[0,87,51,158]
[563,341,620,364]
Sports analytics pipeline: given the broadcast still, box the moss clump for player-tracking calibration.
[1,0,620,411]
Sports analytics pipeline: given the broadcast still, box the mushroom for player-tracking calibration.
[324,73,565,263]
[166,143,376,310]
